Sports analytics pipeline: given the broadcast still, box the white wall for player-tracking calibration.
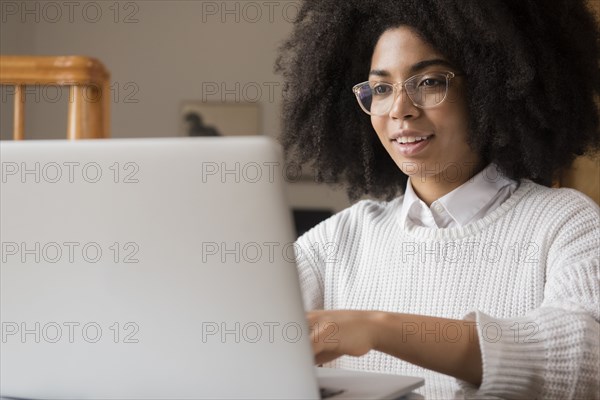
[0,0,352,212]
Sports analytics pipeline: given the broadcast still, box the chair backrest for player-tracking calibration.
[0,55,110,140]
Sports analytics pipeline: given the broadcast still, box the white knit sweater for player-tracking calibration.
[294,179,600,399]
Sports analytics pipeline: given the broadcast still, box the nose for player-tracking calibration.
[388,85,420,120]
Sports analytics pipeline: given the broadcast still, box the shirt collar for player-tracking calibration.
[399,163,517,228]
[437,163,516,226]
[398,176,430,228]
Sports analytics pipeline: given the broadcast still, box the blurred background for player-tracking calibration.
[0,0,353,231]
[2,1,598,219]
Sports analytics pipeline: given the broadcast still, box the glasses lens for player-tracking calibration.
[408,73,449,108]
[355,82,395,116]
[356,83,373,113]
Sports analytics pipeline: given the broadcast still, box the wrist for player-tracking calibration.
[366,310,391,352]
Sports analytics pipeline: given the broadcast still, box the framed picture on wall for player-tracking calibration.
[180,101,261,137]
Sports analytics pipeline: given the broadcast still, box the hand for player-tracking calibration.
[307,310,383,365]
[308,310,483,386]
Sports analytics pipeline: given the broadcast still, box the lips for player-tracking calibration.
[389,130,434,141]
[391,134,434,157]
[396,135,434,144]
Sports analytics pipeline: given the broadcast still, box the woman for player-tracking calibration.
[276,0,600,398]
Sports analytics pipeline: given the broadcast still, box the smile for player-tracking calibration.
[395,135,434,144]
[392,135,434,156]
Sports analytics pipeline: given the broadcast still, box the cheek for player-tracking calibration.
[370,116,387,140]
[433,103,470,143]
[447,92,470,135]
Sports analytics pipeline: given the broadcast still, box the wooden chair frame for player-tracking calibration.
[0,55,110,140]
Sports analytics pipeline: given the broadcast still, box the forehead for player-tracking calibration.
[370,26,446,75]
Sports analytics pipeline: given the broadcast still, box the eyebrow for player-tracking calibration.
[369,59,456,77]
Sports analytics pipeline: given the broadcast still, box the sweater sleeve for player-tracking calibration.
[293,200,370,311]
[458,191,600,399]
[293,206,350,311]
[294,226,326,311]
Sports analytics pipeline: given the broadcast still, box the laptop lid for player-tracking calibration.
[1,137,319,399]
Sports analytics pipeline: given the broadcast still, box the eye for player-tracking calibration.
[372,83,393,96]
[418,76,444,87]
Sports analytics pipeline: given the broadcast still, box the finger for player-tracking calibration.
[306,310,324,325]
[315,350,343,365]
[310,324,335,354]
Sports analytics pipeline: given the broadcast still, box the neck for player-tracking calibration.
[410,161,486,207]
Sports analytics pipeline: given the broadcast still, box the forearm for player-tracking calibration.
[370,311,482,386]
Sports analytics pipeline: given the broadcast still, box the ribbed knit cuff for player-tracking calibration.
[456,307,600,399]
[462,310,546,399]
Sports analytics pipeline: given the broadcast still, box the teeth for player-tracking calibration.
[397,136,429,144]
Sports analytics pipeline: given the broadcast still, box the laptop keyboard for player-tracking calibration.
[320,387,345,399]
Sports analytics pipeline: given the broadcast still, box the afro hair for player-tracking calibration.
[275,0,600,200]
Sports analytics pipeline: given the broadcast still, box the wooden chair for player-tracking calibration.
[0,55,110,140]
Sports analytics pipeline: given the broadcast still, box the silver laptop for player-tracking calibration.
[0,137,424,399]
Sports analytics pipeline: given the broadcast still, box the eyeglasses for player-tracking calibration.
[352,71,460,116]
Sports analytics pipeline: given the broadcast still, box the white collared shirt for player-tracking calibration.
[399,163,518,229]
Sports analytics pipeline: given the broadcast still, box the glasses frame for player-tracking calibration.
[352,70,461,116]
